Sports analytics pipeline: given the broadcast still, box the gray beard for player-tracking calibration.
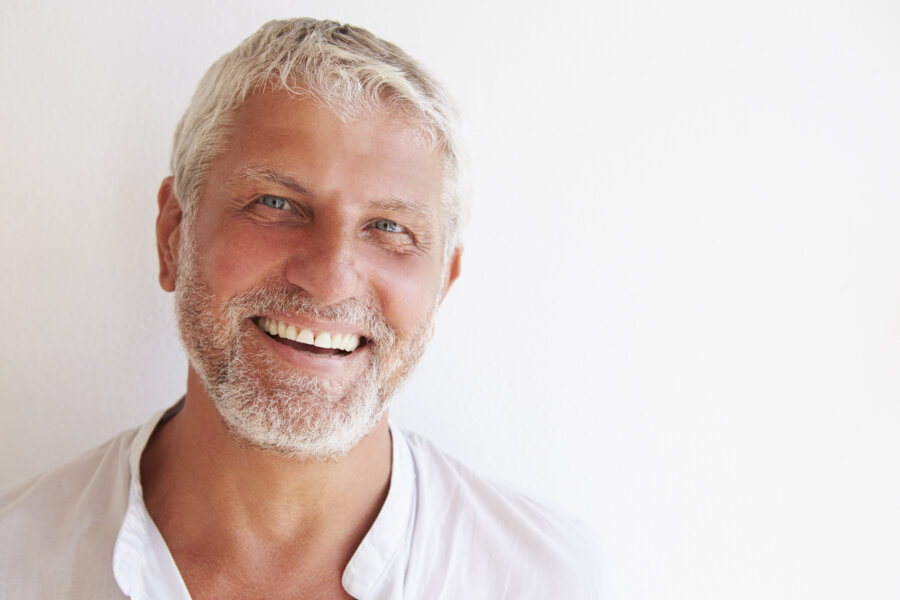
[173,236,436,461]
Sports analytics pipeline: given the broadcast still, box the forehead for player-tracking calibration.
[207,91,446,212]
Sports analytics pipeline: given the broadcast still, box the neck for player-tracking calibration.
[141,369,392,580]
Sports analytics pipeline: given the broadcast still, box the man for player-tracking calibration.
[0,18,599,598]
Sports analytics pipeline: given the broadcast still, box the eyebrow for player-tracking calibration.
[227,166,310,195]
[368,198,436,220]
[227,165,437,220]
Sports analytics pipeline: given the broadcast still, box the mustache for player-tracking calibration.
[224,279,396,344]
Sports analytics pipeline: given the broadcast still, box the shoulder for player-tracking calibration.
[0,427,138,598]
[399,430,602,598]
[0,426,136,519]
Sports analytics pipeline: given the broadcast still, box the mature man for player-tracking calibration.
[0,18,599,598]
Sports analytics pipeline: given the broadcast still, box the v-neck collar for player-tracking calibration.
[111,401,416,599]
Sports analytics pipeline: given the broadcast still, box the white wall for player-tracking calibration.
[2,1,898,598]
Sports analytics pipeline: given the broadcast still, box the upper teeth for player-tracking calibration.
[257,317,361,352]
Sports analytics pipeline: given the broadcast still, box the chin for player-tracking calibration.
[201,342,389,462]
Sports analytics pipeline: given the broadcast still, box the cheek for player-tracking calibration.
[195,224,284,294]
[369,257,444,332]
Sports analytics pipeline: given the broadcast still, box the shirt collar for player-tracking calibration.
[342,424,417,598]
[113,401,191,600]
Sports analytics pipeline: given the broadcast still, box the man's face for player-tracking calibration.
[160,91,459,460]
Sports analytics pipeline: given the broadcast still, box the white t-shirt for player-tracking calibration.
[0,405,601,598]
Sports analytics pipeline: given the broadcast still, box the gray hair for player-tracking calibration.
[170,18,468,255]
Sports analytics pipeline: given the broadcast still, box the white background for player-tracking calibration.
[2,1,899,598]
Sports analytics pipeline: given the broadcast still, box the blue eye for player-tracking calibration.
[259,195,287,210]
[373,218,402,233]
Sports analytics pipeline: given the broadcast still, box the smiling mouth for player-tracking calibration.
[254,317,366,356]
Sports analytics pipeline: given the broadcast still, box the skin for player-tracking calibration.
[144,91,462,599]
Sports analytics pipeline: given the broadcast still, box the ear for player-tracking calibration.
[439,245,462,303]
[156,176,183,293]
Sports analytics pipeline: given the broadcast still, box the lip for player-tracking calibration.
[250,317,369,375]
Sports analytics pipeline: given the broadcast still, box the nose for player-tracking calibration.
[282,228,366,306]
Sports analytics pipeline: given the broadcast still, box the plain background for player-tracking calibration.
[2,1,899,598]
